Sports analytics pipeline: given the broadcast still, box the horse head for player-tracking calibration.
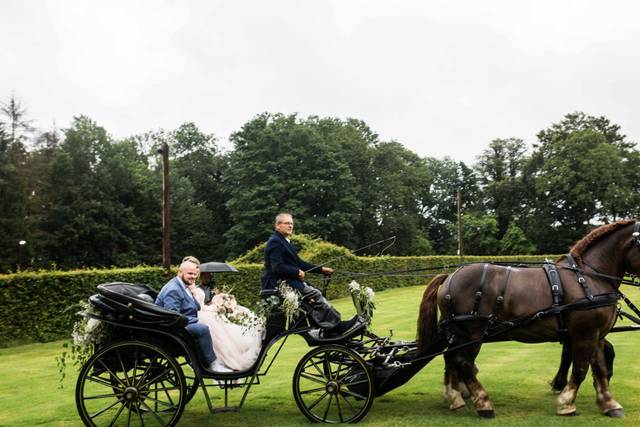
[624,221,640,275]
[569,219,640,280]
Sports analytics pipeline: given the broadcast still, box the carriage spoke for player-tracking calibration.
[126,404,133,426]
[309,357,327,379]
[335,390,344,423]
[339,392,358,417]
[139,399,169,425]
[89,398,122,419]
[97,359,126,389]
[116,348,130,384]
[307,391,330,410]
[299,386,326,395]
[107,399,126,427]
[340,389,367,400]
[136,402,146,426]
[84,392,123,400]
[143,369,172,386]
[144,393,179,410]
[300,371,327,385]
[322,394,333,422]
[87,373,120,389]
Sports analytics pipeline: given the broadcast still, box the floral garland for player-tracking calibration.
[348,280,376,323]
[56,300,110,387]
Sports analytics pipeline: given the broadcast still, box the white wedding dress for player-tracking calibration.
[193,288,264,371]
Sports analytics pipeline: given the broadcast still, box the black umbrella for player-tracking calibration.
[199,261,239,273]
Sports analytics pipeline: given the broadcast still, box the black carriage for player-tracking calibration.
[74,278,416,426]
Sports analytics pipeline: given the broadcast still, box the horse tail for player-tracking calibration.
[416,273,448,355]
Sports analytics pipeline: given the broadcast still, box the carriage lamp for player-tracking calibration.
[17,240,26,272]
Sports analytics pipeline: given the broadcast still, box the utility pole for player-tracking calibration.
[457,190,463,260]
[160,142,171,273]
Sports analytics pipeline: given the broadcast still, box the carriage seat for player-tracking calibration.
[94,282,188,327]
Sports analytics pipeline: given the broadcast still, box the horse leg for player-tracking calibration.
[556,336,596,416]
[591,339,623,417]
[442,359,466,411]
[550,341,572,393]
[448,342,495,418]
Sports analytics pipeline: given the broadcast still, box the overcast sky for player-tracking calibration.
[2,0,639,163]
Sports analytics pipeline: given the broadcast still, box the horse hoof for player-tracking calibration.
[605,409,624,418]
[558,410,576,416]
[477,410,495,418]
[450,402,465,411]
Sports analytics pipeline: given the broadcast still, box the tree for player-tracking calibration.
[527,112,638,252]
[225,113,361,256]
[168,123,229,262]
[0,94,34,145]
[448,213,499,256]
[423,157,480,254]
[41,116,161,268]
[367,141,434,255]
[0,97,29,272]
[500,221,535,255]
[474,138,528,238]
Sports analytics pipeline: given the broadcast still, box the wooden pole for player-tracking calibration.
[457,190,463,260]
[161,142,171,273]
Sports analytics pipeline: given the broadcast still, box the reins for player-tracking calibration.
[333,261,640,287]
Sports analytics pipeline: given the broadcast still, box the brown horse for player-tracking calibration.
[416,219,640,418]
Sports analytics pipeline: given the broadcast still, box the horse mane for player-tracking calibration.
[566,219,636,265]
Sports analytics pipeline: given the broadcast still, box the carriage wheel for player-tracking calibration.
[76,340,187,427]
[293,345,374,423]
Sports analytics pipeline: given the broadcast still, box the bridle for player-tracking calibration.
[570,220,640,287]
[632,221,640,249]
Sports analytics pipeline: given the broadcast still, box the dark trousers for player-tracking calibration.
[186,322,216,365]
[299,283,342,329]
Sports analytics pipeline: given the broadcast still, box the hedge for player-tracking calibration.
[0,235,558,346]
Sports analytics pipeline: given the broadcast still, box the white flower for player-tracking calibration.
[348,280,361,292]
[364,287,375,301]
[86,318,100,334]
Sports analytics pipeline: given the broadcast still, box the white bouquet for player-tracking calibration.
[348,280,376,323]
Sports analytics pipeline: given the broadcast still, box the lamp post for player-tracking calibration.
[17,240,26,272]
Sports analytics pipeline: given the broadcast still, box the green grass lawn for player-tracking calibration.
[2,285,640,426]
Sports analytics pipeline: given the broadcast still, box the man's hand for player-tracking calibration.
[322,267,334,275]
[298,269,305,280]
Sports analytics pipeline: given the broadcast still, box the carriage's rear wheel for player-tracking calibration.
[293,345,374,423]
[75,340,187,427]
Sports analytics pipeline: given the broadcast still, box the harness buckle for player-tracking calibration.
[578,277,586,284]
[551,285,559,291]
[475,291,482,298]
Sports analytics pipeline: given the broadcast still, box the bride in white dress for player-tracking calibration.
[192,287,264,371]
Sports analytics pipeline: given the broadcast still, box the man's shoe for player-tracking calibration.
[322,316,360,337]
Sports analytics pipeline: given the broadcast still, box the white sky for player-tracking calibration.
[2,0,639,163]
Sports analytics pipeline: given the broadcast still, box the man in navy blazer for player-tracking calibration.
[156,258,218,371]
[261,213,357,333]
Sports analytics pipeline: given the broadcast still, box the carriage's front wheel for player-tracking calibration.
[75,340,187,427]
[293,345,374,423]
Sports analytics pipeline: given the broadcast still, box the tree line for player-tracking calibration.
[1,94,638,272]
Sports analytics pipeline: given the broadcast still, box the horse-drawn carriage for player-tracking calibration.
[74,276,418,426]
[75,220,640,425]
